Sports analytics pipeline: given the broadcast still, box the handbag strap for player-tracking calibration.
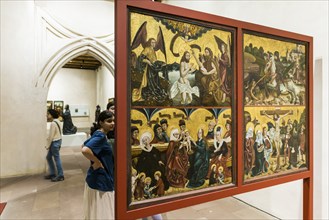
[54,121,62,135]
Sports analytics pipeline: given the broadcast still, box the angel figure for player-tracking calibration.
[214,35,232,103]
[131,21,168,103]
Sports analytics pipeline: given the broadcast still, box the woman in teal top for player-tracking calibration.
[81,110,115,219]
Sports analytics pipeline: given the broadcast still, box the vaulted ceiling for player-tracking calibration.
[63,55,102,70]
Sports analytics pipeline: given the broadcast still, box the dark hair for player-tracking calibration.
[131,126,139,133]
[153,124,161,134]
[180,51,190,63]
[267,122,274,130]
[274,51,280,58]
[106,98,115,110]
[146,38,156,47]
[90,110,114,135]
[205,47,213,58]
[179,119,186,126]
[160,119,168,125]
[48,109,59,119]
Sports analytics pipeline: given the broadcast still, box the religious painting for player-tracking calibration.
[243,32,308,182]
[130,11,234,107]
[130,107,234,203]
[53,101,64,115]
[47,101,53,110]
[243,33,307,106]
[128,10,235,205]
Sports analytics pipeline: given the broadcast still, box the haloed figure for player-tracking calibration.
[136,132,166,190]
[166,128,189,188]
[187,128,209,188]
[170,51,199,105]
[207,126,228,179]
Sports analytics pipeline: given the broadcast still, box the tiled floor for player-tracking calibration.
[0,147,278,219]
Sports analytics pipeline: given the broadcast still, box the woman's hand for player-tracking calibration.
[92,160,104,170]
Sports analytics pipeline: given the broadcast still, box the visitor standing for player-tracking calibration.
[45,109,64,182]
[81,110,115,219]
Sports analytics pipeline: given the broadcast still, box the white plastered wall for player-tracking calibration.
[0,1,115,177]
[96,65,115,111]
[164,1,329,219]
[47,68,97,128]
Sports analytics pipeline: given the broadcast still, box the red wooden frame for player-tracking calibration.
[115,1,313,219]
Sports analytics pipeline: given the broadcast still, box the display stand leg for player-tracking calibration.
[303,177,313,219]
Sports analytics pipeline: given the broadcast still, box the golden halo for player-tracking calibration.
[197,124,208,134]
[261,123,267,129]
[139,172,146,179]
[203,42,215,53]
[139,128,154,143]
[246,122,254,131]
[254,125,262,134]
[154,171,162,177]
[214,125,223,138]
[144,177,152,183]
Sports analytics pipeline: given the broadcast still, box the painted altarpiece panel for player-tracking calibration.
[128,10,236,206]
[243,32,309,182]
[116,1,313,219]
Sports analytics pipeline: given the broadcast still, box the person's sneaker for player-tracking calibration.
[51,176,64,182]
[44,174,56,179]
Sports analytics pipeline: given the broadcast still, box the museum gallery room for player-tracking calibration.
[0,1,328,220]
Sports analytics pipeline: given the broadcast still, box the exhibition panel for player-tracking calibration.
[115,1,313,219]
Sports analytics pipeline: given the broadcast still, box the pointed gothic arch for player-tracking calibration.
[35,36,115,88]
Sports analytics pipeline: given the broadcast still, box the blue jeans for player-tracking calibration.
[46,139,64,177]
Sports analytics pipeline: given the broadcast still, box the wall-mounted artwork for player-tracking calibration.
[129,10,235,205]
[243,32,308,182]
[47,101,53,110]
[70,105,90,117]
[54,101,64,114]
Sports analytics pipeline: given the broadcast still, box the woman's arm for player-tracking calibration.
[81,146,104,169]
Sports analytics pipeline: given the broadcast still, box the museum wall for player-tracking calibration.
[47,68,97,128]
[164,1,328,220]
[0,1,115,177]
[96,65,115,111]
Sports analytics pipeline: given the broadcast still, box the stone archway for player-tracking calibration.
[35,36,115,88]
[38,36,115,145]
